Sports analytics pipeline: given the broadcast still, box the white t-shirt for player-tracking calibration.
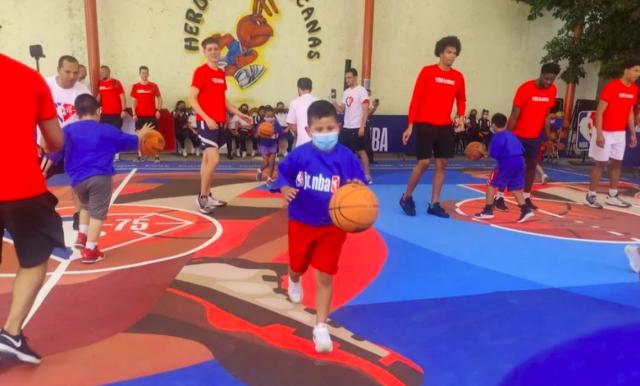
[229,114,251,130]
[342,85,369,129]
[45,76,91,128]
[275,112,288,128]
[286,93,318,147]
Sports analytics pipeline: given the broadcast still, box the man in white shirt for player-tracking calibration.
[44,55,91,230]
[333,68,372,183]
[286,77,318,148]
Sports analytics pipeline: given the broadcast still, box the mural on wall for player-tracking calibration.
[213,0,279,89]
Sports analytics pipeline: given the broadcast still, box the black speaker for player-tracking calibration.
[29,44,45,59]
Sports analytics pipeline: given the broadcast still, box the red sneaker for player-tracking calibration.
[81,247,105,264]
[74,233,87,249]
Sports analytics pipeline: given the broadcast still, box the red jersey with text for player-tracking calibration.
[512,80,557,139]
[191,64,227,123]
[98,79,125,115]
[130,82,160,117]
[408,64,466,126]
[0,54,57,201]
[600,79,639,132]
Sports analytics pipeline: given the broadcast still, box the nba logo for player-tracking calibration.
[331,176,340,193]
[295,172,305,188]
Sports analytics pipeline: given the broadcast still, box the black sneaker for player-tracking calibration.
[399,194,416,216]
[525,198,538,211]
[427,202,450,219]
[517,205,535,223]
[494,197,509,212]
[475,205,494,219]
[0,330,41,364]
[72,212,79,231]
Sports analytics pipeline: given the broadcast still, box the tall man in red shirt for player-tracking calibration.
[131,66,163,161]
[0,54,65,364]
[586,57,640,209]
[97,65,127,130]
[505,63,560,210]
[400,36,466,218]
[189,37,251,214]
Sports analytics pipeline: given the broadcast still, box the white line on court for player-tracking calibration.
[22,169,138,328]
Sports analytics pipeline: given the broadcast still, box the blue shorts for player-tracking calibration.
[197,121,225,149]
[490,155,525,191]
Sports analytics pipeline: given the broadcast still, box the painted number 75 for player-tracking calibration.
[114,218,150,231]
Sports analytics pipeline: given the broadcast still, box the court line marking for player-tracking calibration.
[22,169,137,327]
[459,184,564,218]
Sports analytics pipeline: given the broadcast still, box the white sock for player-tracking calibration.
[609,189,618,197]
[79,225,89,234]
[86,241,96,250]
[496,191,505,199]
[523,192,531,199]
[588,190,597,197]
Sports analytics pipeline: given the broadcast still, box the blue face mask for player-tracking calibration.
[311,132,339,151]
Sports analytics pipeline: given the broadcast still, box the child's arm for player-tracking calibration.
[280,186,299,202]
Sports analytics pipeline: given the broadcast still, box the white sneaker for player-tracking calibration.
[196,148,201,157]
[207,195,227,208]
[251,151,256,157]
[542,174,549,184]
[313,323,333,353]
[605,194,631,208]
[625,245,640,273]
[242,151,247,158]
[287,276,303,303]
[235,150,240,157]
[182,149,188,157]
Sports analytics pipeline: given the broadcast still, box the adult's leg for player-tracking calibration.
[404,159,431,198]
[431,158,448,203]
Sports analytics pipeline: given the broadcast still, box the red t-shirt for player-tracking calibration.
[512,80,557,139]
[600,79,639,132]
[0,54,57,201]
[98,78,124,115]
[407,64,466,126]
[191,64,227,123]
[130,82,160,117]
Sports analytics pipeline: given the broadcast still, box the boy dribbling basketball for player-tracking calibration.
[475,113,534,223]
[273,100,365,353]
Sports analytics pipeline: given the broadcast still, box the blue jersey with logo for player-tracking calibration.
[274,142,366,226]
[490,130,524,159]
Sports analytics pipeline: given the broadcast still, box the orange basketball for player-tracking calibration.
[257,121,274,138]
[140,131,165,156]
[465,141,487,161]
[329,183,379,233]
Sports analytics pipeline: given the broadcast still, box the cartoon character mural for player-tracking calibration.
[212,0,279,89]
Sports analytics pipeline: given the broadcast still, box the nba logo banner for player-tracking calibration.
[295,172,305,188]
[576,111,595,152]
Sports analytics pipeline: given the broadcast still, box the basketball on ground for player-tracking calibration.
[257,122,275,138]
[329,183,379,233]
[140,131,165,156]
[465,141,487,161]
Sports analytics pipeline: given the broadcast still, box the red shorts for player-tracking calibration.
[288,220,347,275]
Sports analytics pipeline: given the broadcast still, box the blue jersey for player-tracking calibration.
[274,143,366,226]
[62,120,139,186]
[490,130,524,160]
[258,119,284,147]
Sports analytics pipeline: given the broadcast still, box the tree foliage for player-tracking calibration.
[516,0,640,83]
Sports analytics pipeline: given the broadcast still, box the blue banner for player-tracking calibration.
[367,115,413,153]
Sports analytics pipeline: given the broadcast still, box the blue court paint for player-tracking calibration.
[111,360,244,386]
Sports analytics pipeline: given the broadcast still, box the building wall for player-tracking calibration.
[0,0,600,116]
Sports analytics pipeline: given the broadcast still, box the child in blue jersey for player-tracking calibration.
[256,105,284,185]
[475,113,534,223]
[273,100,366,353]
[62,94,152,263]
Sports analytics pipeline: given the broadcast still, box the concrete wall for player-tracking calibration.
[0,0,600,116]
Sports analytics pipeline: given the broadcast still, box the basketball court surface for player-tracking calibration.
[1,158,640,386]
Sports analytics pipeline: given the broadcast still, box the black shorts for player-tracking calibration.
[415,123,455,159]
[339,128,366,152]
[101,114,123,130]
[135,116,157,131]
[0,192,65,268]
[517,136,543,160]
[197,121,226,149]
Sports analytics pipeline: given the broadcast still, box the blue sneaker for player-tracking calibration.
[400,194,416,216]
[427,202,450,219]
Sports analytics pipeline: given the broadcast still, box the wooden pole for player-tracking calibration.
[84,0,100,95]
[361,0,374,90]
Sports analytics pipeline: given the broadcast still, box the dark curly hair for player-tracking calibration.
[434,36,461,57]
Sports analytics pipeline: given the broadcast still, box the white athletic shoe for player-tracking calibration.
[207,195,227,208]
[182,149,188,158]
[605,194,631,208]
[625,245,640,273]
[541,174,549,184]
[313,323,333,353]
[288,276,303,303]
